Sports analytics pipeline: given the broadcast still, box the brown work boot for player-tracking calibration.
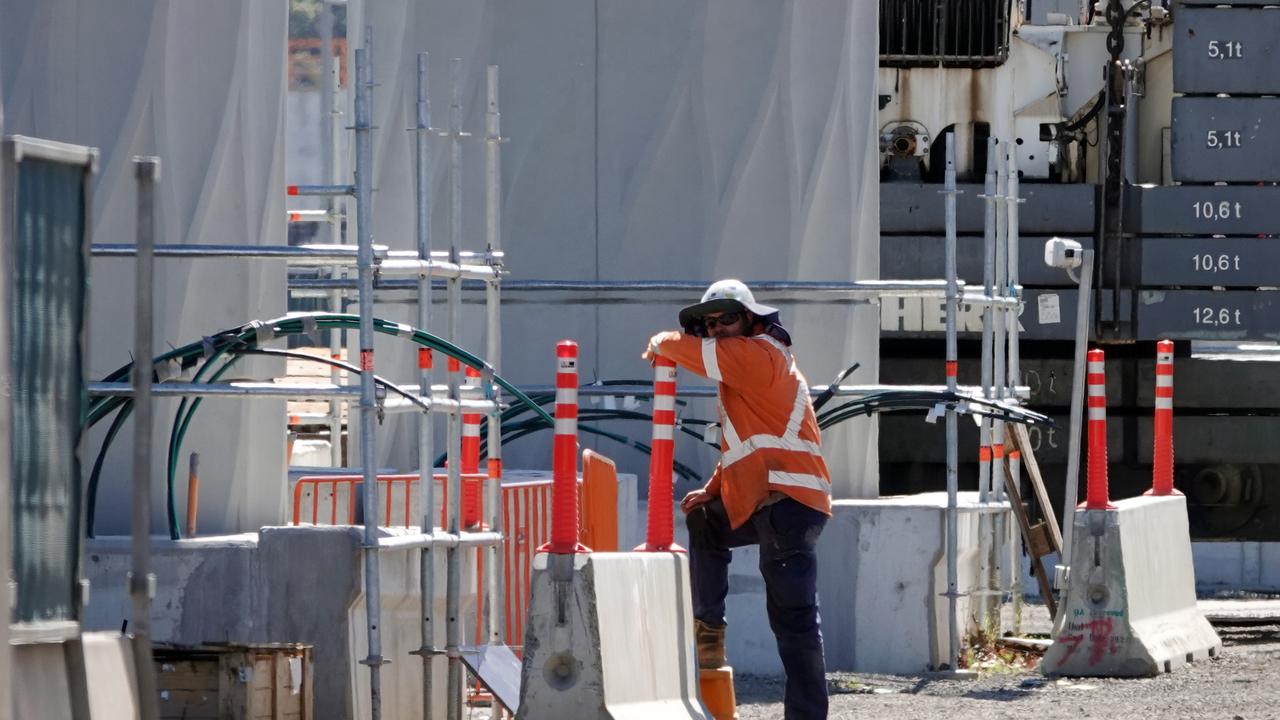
[695,620,727,669]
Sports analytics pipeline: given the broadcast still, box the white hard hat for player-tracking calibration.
[678,279,779,329]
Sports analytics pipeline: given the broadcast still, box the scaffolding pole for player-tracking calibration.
[942,137,961,672]
[353,47,386,720]
[445,57,466,720]
[412,50,439,720]
[484,64,506,650]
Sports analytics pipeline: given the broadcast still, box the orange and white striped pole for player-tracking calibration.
[462,366,484,526]
[1084,348,1115,509]
[542,340,589,554]
[639,357,684,552]
[1148,339,1180,496]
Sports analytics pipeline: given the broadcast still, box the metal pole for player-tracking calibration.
[319,1,334,245]
[1006,145,1022,407]
[131,156,161,720]
[413,51,438,719]
[1001,144,1023,604]
[976,139,998,633]
[483,64,506,649]
[445,57,466,720]
[353,47,386,720]
[329,267,345,468]
[942,137,961,672]
[992,145,1009,522]
[978,139,997,505]
[328,49,346,469]
[1059,249,1095,587]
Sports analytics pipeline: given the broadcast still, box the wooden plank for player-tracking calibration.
[1002,459,1058,618]
[1008,424,1063,554]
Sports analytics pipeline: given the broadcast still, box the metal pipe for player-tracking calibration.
[93,242,380,262]
[329,267,344,468]
[1006,142,1021,402]
[445,57,465,720]
[378,531,504,551]
[319,1,335,246]
[131,156,161,720]
[483,64,506,649]
[942,137,961,672]
[353,47,385,720]
[413,51,438,720]
[1059,248,1095,588]
[88,381,364,400]
[288,184,355,197]
[287,276,1023,305]
[510,382,1031,400]
[328,47,347,471]
[992,144,1009,531]
[979,139,997,504]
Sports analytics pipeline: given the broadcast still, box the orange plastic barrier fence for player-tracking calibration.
[292,450,619,648]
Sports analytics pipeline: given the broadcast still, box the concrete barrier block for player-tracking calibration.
[818,492,999,675]
[516,552,707,720]
[1043,495,1222,677]
[72,632,140,719]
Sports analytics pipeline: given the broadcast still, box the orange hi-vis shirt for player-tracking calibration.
[650,330,832,529]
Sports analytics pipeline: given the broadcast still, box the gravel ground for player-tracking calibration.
[735,603,1280,720]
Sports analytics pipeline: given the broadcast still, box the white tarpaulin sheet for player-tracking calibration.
[349,0,881,497]
[2,1,289,535]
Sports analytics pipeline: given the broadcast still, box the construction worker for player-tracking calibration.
[643,279,832,719]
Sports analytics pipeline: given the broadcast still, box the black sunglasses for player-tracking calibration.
[702,311,743,329]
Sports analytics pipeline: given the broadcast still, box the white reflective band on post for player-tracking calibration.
[702,339,722,382]
[723,434,823,467]
[558,358,576,371]
[767,470,830,493]
[1088,408,1107,420]
[1155,398,1174,410]
[652,425,674,441]
[1088,385,1107,396]
[655,366,677,383]
[554,418,577,435]
[1087,361,1105,373]
[463,424,481,437]
[555,388,577,406]
[653,394,676,412]
[1157,353,1173,363]
[1156,376,1173,388]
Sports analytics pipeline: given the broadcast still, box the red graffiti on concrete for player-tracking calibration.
[1059,616,1122,665]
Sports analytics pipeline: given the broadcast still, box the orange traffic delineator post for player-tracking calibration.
[699,667,739,720]
[638,357,684,552]
[1147,339,1181,497]
[1083,348,1116,510]
[541,340,590,554]
[462,365,484,527]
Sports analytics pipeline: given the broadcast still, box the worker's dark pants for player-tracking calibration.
[686,497,828,720]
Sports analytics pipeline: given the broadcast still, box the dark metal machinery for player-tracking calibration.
[877,0,1280,540]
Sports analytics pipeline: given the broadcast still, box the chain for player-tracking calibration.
[1104,0,1127,206]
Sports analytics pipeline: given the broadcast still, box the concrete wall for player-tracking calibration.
[339,0,882,501]
[84,527,466,720]
[1,0,289,536]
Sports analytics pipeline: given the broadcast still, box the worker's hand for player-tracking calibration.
[680,489,715,514]
[643,331,679,365]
